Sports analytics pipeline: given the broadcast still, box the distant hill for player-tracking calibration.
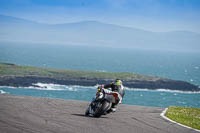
[0,15,199,51]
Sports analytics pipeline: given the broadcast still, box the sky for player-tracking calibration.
[0,0,200,32]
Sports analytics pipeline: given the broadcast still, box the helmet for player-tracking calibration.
[115,79,122,85]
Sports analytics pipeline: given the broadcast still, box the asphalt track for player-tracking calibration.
[0,94,198,133]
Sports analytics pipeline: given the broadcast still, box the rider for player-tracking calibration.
[102,79,125,113]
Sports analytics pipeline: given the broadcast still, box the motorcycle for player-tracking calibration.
[85,86,122,118]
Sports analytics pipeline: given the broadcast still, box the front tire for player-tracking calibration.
[94,100,111,118]
[85,107,90,116]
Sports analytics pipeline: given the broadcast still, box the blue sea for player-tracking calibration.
[0,42,200,108]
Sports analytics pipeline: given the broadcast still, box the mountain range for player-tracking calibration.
[0,14,199,51]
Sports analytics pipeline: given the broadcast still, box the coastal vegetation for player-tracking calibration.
[165,106,200,130]
[0,62,158,80]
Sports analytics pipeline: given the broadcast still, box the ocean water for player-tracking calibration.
[0,84,200,108]
[0,42,200,108]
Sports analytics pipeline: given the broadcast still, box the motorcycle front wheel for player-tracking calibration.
[94,100,111,118]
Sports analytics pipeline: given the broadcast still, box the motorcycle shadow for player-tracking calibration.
[71,113,109,118]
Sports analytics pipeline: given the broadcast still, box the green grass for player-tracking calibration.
[165,106,200,130]
[0,62,159,80]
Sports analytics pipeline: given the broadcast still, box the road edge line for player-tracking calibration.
[160,108,200,132]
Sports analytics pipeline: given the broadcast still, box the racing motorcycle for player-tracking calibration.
[85,86,122,118]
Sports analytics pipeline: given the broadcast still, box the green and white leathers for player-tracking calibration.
[115,79,122,85]
[104,79,125,98]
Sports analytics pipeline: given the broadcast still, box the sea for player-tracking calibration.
[0,42,200,108]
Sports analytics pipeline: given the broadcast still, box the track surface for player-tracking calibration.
[0,94,198,133]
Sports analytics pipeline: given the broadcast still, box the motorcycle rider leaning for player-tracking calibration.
[102,79,125,113]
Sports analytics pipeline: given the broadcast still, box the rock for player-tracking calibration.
[0,75,199,91]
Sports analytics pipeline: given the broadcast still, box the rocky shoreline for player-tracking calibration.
[0,75,199,91]
[0,63,199,91]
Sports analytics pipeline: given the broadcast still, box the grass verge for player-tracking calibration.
[165,106,200,130]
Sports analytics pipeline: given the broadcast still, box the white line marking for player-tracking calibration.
[160,108,200,132]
